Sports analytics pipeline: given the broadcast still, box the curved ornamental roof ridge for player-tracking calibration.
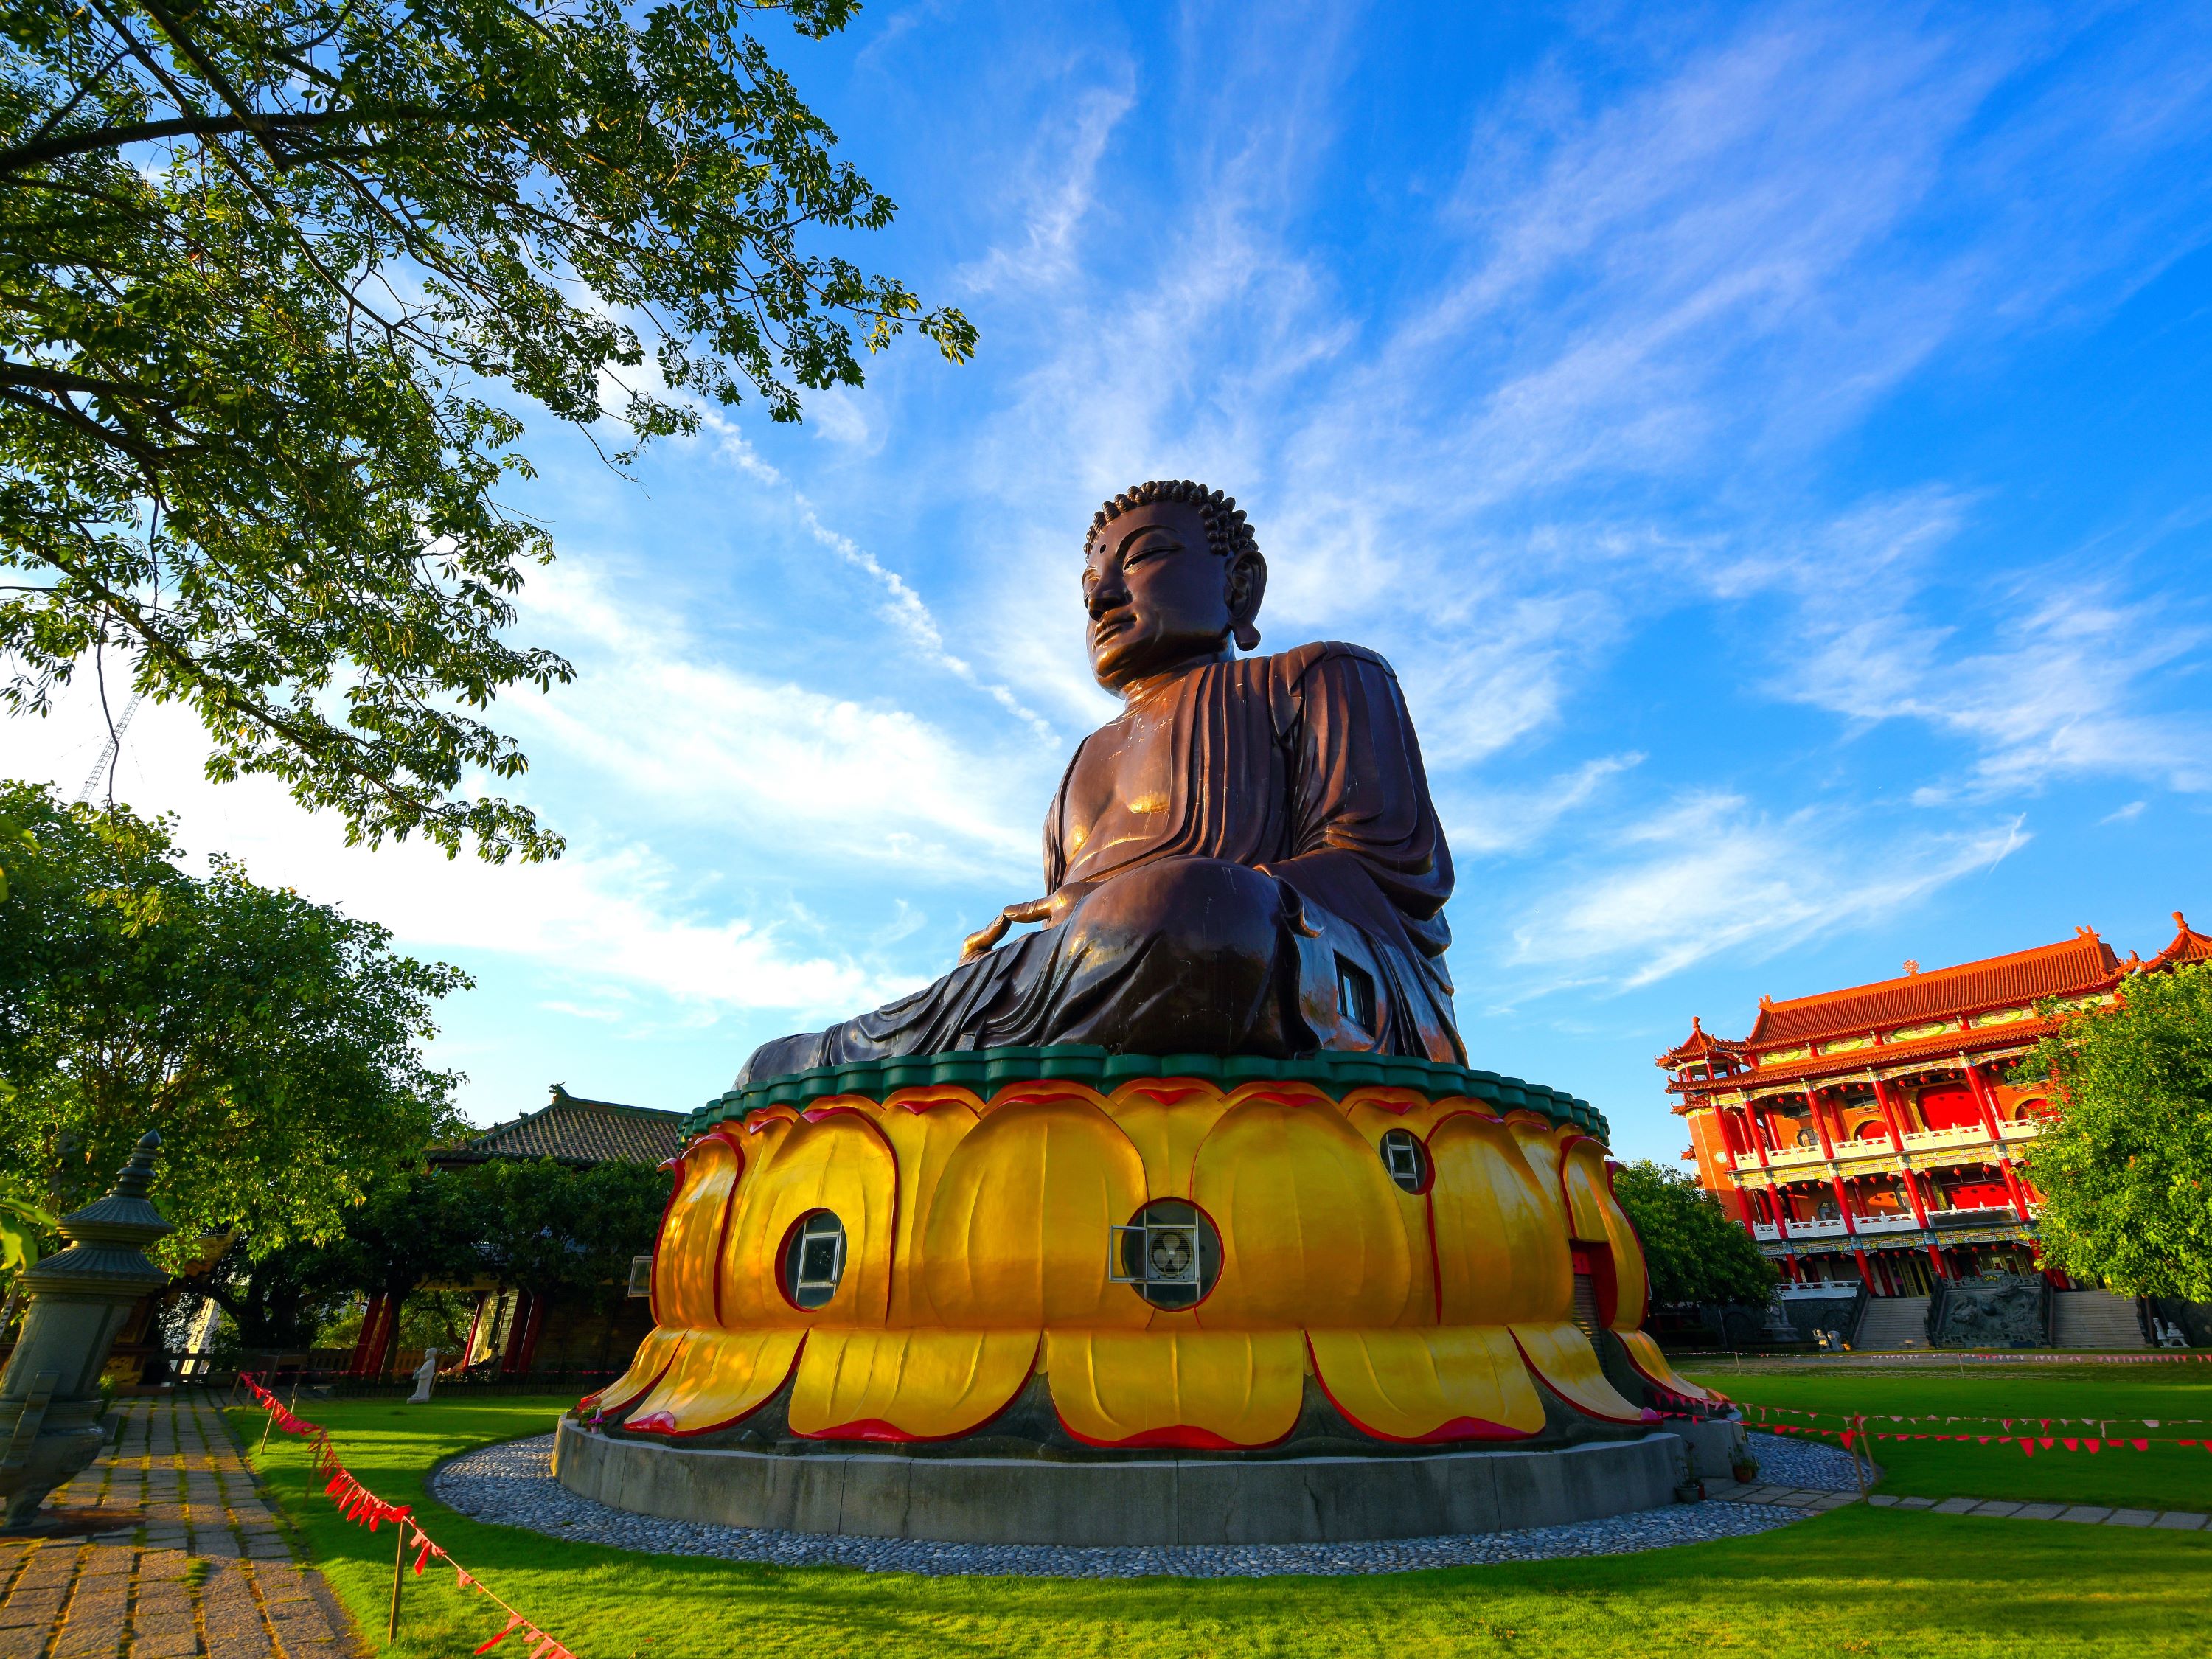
[442,1082,684,1166]
[1657,1015,1745,1066]
[1740,928,2123,1047]
[2149,909,2212,973]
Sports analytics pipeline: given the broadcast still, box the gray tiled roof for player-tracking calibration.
[437,1085,684,1167]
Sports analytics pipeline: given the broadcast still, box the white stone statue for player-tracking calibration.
[408,1346,439,1404]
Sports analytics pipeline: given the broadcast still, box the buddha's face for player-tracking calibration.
[1083,502,1237,692]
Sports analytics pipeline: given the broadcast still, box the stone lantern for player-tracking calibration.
[1,1131,170,1527]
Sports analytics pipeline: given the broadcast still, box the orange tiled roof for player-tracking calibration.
[1663,1015,2061,1096]
[1657,1015,1746,1067]
[1741,928,2121,1048]
[2149,911,2212,973]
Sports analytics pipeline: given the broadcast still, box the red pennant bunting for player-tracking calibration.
[474,1615,525,1654]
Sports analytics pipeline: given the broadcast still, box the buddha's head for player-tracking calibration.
[1082,480,1267,694]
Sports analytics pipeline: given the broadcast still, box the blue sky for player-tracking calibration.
[15,0,2212,1164]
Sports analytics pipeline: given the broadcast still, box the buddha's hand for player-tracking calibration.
[958,887,1096,962]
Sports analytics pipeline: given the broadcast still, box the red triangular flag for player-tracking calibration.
[474,1615,525,1654]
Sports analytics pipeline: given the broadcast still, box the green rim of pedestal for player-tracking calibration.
[687,1046,1608,1146]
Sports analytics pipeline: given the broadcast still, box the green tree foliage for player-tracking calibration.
[0,780,468,1265]
[195,1155,669,1355]
[469,1156,670,1307]
[2014,963,2212,1299]
[1,1,973,860]
[1611,1158,1778,1308]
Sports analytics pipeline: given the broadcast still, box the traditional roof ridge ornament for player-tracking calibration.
[2146,908,2212,973]
[1656,1014,1747,1068]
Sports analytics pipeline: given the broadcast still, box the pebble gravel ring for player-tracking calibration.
[431,1432,1845,1579]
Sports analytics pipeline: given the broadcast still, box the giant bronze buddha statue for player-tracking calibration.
[569,482,1719,1548]
[738,479,1463,1082]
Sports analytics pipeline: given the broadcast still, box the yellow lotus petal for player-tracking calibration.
[1105,1079,1229,1198]
[582,1324,683,1418]
[652,1133,742,1329]
[621,1327,805,1436]
[1562,1137,1651,1329]
[922,1089,1150,1329]
[1616,1329,1718,1404]
[1339,1096,1451,1327]
[788,1328,1037,1441]
[1044,1329,1304,1449]
[1192,1088,1411,1329]
[1340,1087,1470,1141]
[1308,1326,1545,1442]
[719,1107,895,1329]
[1429,1113,1571,1326]
[1509,1321,1652,1425]
[1503,1113,1570,1234]
[873,1092,982,1326]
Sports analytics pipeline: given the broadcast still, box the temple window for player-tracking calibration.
[779,1211,847,1310]
[1380,1127,1430,1194]
[1335,956,1377,1036]
[1110,1200,1222,1309]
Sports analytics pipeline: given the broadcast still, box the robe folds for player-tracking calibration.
[737,641,1463,1085]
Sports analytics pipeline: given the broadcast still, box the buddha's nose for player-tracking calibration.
[1087,574,1127,619]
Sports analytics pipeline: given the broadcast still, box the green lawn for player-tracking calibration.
[228,1391,2212,1659]
[1684,1360,2212,1512]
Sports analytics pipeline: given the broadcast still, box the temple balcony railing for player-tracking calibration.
[1927,1204,2020,1228]
[1750,1222,1779,1241]
[1765,1144,1829,1169]
[1778,1281,1860,1298]
[1899,1124,1997,1151]
[1854,1212,1924,1234]
[1731,1152,1764,1172]
[1779,1218,1849,1239]
[1998,1120,2045,1144]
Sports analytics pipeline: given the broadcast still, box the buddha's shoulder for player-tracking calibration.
[1259,639,1400,683]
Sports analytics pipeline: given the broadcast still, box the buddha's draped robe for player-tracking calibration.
[736,642,1462,1084]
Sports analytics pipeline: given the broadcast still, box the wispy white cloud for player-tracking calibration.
[1441,754,1644,859]
[508,559,1042,878]
[5,693,919,1023]
[1506,792,2028,992]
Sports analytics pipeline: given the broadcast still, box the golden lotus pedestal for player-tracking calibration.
[557,1049,1725,1546]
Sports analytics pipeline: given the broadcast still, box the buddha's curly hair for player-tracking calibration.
[1087,479,1261,566]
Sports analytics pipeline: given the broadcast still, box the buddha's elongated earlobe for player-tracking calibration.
[1228,550,1267,654]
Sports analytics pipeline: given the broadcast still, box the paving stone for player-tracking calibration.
[2104,1509,2157,1528]
[1865,1495,1899,1507]
[1895,1496,1937,1510]
[2011,1503,2067,1520]
[2056,1506,2114,1524]
[1932,1498,1980,1514]
[0,1592,69,1630]
[1966,1501,2023,1517]
[2151,1512,2208,1530]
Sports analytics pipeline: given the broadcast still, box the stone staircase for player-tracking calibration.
[1854,1294,1931,1349]
[2052,1290,2146,1349]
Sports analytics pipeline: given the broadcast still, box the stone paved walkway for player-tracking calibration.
[1865,1493,2211,1528]
[1731,1482,2212,1531]
[0,1395,361,1659]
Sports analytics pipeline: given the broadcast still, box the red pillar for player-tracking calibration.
[348,1293,391,1377]
[1964,1062,2035,1218]
[1852,1245,1875,1290]
[1805,1086,1839,1159]
[501,1290,532,1367]
[515,1294,549,1371]
[345,1294,378,1377]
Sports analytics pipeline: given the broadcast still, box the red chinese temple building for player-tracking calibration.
[1659,912,2211,1298]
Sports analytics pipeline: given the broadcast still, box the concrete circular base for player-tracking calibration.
[552,1418,1693,1547]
